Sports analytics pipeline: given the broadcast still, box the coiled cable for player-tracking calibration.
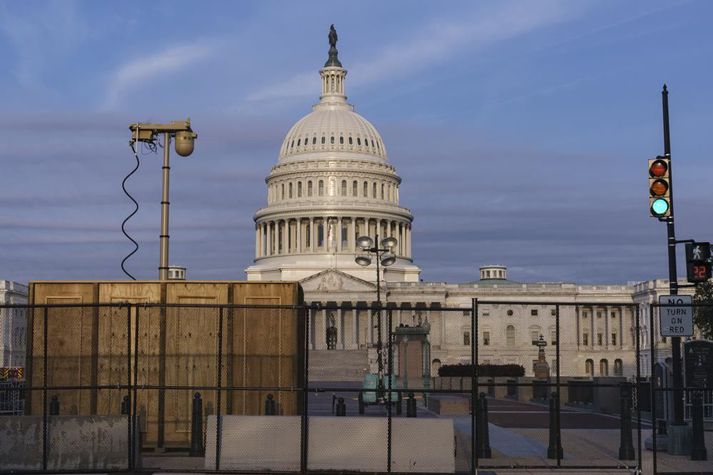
[121,142,141,280]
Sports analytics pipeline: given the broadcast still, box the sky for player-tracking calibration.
[0,0,712,285]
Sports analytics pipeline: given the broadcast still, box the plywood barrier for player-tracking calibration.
[26,281,304,449]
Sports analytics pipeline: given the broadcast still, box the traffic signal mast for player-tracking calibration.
[649,156,671,218]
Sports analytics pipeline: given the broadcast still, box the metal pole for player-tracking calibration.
[661,85,684,426]
[375,234,384,399]
[555,304,561,467]
[635,305,642,472]
[159,132,171,280]
[42,307,48,471]
[649,303,658,473]
[471,298,477,474]
[215,306,224,470]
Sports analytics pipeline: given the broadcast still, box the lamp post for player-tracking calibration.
[355,233,397,400]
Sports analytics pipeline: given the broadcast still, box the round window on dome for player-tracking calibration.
[349,137,353,145]
[330,136,335,144]
[312,137,317,145]
[321,136,325,144]
[357,138,361,146]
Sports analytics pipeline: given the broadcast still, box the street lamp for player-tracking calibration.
[355,233,398,401]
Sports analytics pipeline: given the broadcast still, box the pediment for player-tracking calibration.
[300,269,376,293]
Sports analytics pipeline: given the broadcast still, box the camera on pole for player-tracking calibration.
[685,241,712,283]
[648,156,671,218]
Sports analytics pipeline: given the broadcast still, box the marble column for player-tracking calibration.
[349,218,356,252]
[310,218,315,252]
[266,222,272,256]
[352,308,358,349]
[297,219,302,253]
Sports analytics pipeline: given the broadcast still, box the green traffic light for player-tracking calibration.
[651,198,669,216]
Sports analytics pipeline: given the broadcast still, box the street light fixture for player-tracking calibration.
[355,233,398,402]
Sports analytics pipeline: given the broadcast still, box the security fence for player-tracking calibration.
[0,300,710,473]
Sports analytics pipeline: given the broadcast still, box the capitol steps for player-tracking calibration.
[308,349,369,381]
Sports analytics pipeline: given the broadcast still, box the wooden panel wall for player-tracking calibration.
[27,281,303,449]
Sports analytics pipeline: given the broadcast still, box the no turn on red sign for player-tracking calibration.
[658,295,693,337]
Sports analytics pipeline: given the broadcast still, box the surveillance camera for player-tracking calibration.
[175,130,197,157]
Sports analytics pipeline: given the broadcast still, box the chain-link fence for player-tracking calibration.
[1,300,711,473]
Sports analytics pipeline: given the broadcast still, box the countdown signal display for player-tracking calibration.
[685,241,712,284]
[648,156,671,218]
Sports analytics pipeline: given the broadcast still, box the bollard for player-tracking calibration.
[476,392,492,458]
[121,395,130,415]
[406,392,417,418]
[49,395,60,415]
[547,392,563,459]
[265,393,277,415]
[618,382,635,460]
[189,392,204,457]
[336,397,346,416]
[690,391,707,461]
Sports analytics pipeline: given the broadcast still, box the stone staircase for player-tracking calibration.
[309,350,369,381]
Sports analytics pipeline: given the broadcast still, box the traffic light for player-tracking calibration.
[648,156,671,218]
[685,241,712,283]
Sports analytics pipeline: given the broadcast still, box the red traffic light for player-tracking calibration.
[650,179,669,197]
[649,159,668,178]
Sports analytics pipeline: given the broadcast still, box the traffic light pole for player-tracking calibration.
[661,85,688,451]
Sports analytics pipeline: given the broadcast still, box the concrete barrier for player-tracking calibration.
[0,415,129,471]
[205,415,455,472]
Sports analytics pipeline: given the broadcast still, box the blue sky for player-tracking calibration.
[1,0,712,284]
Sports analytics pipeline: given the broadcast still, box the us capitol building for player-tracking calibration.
[245,29,688,379]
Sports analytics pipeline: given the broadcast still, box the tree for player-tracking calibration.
[693,280,713,340]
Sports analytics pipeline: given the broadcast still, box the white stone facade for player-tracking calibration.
[0,280,28,368]
[245,35,692,380]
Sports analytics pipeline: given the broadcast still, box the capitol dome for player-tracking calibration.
[245,28,421,284]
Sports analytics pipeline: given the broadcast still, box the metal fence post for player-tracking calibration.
[476,392,491,458]
[190,392,204,456]
[547,392,563,459]
[618,382,635,460]
[690,391,707,461]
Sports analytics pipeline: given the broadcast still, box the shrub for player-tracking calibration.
[438,363,525,378]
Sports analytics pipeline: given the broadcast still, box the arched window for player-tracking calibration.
[585,359,594,377]
[357,137,361,146]
[339,136,344,144]
[281,183,285,200]
[297,139,300,146]
[363,181,368,197]
[318,180,324,196]
[308,181,313,197]
[321,136,325,144]
[288,182,293,198]
[432,359,442,376]
[600,359,609,376]
[348,136,353,145]
[506,325,515,347]
[352,180,358,196]
[381,184,385,199]
[330,136,335,144]
[614,359,623,376]
[463,331,471,346]
[312,137,317,145]
[341,180,347,196]
[372,183,377,198]
[297,181,302,197]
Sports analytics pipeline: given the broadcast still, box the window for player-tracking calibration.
[352,180,357,196]
[611,312,617,319]
[531,309,538,316]
[614,359,623,376]
[507,309,513,316]
[312,137,317,145]
[357,137,361,145]
[583,333,589,346]
[348,136,353,145]
[550,330,557,345]
[463,331,470,346]
[317,223,324,247]
[482,311,490,316]
[551,309,557,316]
[321,136,325,144]
[298,182,302,197]
[600,359,609,376]
[318,180,324,196]
[341,224,348,248]
[372,183,377,198]
[305,223,311,248]
[288,182,293,198]
[530,330,539,342]
[506,325,515,347]
[363,181,368,197]
[341,180,347,196]
[585,359,594,376]
[330,136,335,144]
[281,184,285,199]
[339,136,344,144]
[611,333,617,346]
[597,333,603,346]
[381,184,385,199]
[483,331,490,346]
[597,311,602,318]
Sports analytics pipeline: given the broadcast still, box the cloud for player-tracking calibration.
[246,0,582,103]
[103,42,216,109]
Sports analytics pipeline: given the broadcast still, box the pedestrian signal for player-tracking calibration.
[685,241,712,283]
